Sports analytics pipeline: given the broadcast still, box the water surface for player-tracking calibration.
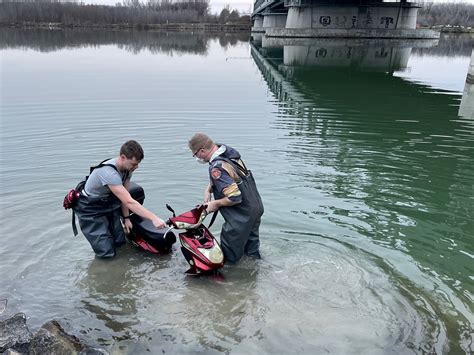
[0,29,473,354]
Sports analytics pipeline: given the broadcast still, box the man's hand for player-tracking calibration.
[123,219,133,234]
[203,184,212,203]
[151,216,166,229]
[206,200,219,213]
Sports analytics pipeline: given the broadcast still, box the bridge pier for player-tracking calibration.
[262,13,288,28]
[252,15,265,33]
[285,4,417,29]
[459,49,474,118]
[252,0,439,39]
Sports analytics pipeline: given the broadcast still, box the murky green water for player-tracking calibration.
[0,29,472,354]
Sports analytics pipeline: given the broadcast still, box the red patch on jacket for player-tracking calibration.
[211,168,221,180]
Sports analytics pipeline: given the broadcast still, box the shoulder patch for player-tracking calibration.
[211,168,221,180]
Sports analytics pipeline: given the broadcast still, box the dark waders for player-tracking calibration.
[71,161,129,258]
[212,158,264,263]
[74,194,125,258]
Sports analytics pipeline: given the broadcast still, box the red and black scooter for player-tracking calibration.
[127,183,224,274]
[127,182,176,255]
[166,204,225,275]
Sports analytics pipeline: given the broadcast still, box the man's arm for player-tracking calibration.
[206,197,238,213]
[121,179,133,233]
[121,179,131,217]
[206,162,242,213]
[109,184,165,229]
[204,182,212,203]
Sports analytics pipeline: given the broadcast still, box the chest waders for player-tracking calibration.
[73,161,129,258]
[211,157,264,263]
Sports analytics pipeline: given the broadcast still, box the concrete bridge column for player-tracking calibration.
[459,49,474,118]
[285,7,312,29]
[253,16,264,29]
[262,13,288,28]
[285,5,419,30]
[399,7,418,29]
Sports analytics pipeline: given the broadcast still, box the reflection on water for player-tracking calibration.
[412,34,474,57]
[459,49,474,118]
[1,28,473,354]
[0,27,250,55]
[79,256,141,341]
[256,36,439,72]
[77,246,174,346]
[251,34,473,353]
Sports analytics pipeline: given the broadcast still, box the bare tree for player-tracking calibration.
[418,2,474,27]
[0,0,248,26]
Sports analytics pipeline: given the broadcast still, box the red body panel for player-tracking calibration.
[178,225,224,273]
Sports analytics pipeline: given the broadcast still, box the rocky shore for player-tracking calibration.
[0,313,106,355]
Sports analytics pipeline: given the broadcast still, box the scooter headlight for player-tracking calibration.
[197,245,224,264]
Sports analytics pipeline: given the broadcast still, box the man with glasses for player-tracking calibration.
[188,133,264,263]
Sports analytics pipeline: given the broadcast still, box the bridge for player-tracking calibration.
[251,0,439,39]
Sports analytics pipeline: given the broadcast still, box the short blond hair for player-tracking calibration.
[188,133,214,152]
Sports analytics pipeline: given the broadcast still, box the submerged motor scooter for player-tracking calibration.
[126,183,224,275]
[127,182,176,255]
[166,204,225,275]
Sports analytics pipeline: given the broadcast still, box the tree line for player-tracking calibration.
[0,1,473,28]
[417,2,474,27]
[0,0,250,26]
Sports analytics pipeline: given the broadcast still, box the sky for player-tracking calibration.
[82,0,474,16]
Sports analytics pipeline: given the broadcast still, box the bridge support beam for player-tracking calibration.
[252,15,265,33]
[252,1,439,39]
[254,16,264,28]
[285,4,417,29]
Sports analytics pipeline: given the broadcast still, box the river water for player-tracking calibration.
[0,29,472,354]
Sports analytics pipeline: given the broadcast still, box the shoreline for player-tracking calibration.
[2,23,473,34]
[0,22,251,32]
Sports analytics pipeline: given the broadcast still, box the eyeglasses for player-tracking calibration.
[193,148,204,157]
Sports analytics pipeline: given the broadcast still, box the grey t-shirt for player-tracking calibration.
[84,158,132,197]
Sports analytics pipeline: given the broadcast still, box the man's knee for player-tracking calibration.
[85,232,116,258]
[221,240,245,264]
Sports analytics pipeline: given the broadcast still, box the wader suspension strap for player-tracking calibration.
[72,210,78,236]
[208,211,219,229]
[216,157,249,178]
[91,158,116,174]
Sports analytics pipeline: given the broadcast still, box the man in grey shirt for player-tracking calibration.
[75,140,165,258]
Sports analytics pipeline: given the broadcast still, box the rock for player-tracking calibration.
[4,350,21,355]
[1,313,107,355]
[29,320,107,355]
[0,313,33,353]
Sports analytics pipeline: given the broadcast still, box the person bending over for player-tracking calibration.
[188,133,264,263]
[75,140,165,258]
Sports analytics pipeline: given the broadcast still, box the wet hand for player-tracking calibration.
[123,219,133,234]
[206,200,219,213]
[152,216,166,229]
